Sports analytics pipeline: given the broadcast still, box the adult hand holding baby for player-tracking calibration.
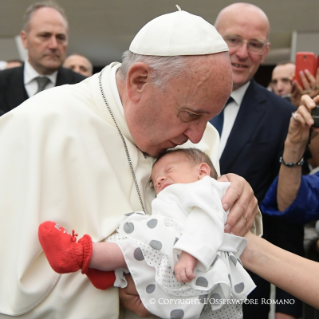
[219,174,259,237]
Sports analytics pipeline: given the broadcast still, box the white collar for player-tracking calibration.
[230,81,250,106]
[24,60,58,85]
[110,64,124,115]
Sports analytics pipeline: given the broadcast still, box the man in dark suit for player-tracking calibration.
[210,3,302,319]
[0,2,85,115]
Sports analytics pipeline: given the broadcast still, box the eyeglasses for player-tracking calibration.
[223,34,268,55]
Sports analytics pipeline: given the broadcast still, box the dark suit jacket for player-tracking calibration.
[218,79,295,203]
[0,65,86,115]
[210,79,303,318]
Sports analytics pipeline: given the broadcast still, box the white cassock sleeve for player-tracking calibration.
[0,80,143,317]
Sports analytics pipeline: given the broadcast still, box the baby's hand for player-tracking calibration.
[174,251,197,283]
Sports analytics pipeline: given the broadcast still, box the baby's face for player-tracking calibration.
[151,153,201,195]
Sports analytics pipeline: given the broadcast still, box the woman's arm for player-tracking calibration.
[277,95,319,211]
[241,232,319,309]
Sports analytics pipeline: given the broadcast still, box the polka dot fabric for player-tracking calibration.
[107,178,255,318]
[108,213,254,318]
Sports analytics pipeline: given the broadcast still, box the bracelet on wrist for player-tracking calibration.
[279,156,304,167]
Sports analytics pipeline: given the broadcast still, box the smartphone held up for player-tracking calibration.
[293,52,319,127]
[294,52,318,88]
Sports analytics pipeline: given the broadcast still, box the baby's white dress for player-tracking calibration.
[108,176,255,319]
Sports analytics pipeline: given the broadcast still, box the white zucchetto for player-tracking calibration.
[129,7,228,56]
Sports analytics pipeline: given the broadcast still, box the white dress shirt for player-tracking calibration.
[219,81,250,158]
[24,60,57,97]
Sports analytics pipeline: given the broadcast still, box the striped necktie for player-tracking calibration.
[35,76,50,94]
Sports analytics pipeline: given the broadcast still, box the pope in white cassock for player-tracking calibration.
[0,7,261,319]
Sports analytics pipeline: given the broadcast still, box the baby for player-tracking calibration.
[39,148,255,319]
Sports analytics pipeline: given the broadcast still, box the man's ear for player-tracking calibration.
[20,31,28,49]
[126,62,151,103]
[198,163,211,179]
[260,42,270,64]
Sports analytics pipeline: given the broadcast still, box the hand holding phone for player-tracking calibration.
[295,52,316,88]
[312,105,319,128]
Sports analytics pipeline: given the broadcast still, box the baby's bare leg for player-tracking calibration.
[89,242,127,271]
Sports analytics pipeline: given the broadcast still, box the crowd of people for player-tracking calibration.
[0,1,318,319]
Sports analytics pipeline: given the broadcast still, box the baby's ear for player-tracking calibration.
[198,163,210,179]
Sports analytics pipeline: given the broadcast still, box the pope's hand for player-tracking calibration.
[119,273,152,318]
[218,173,258,237]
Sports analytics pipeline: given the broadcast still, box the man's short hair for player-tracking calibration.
[154,148,218,179]
[65,53,93,74]
[117,50,188,91]
[275,61,295,67]
[23,1,68,31]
